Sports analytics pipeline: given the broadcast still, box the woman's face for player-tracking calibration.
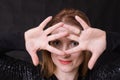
[50,24,84,73]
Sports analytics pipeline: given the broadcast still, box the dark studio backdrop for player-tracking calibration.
[0,0,120,62]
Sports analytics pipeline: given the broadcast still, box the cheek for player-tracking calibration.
[51,54,59,65]
[72,53,84,66]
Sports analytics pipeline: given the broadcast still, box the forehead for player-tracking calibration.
[52,24,81,34]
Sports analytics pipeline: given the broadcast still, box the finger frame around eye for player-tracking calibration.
[46,45,64,55]
[67,34,79,42]
[63,24,80,35]
[44,22,64,35]
[48,32,68,41]
[65,45,82,54]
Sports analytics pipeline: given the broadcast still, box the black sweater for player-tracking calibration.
[0,0,120,79]
[0,31,120,80]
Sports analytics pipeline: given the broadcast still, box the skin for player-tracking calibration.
[25,16,68,65]
[25,16,106,69]
[65,16,106,69]
[50,24,84,80]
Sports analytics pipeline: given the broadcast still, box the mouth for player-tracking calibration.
[59,59,72,65]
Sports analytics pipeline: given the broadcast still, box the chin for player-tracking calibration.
[59,66,76,73]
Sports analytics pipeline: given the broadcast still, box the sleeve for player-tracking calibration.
[0,31,26,54]
[95,31,120,65]
[105,31,120,53]
[0,55,41,80]
[0,31,42,80]
[89,31,120,80]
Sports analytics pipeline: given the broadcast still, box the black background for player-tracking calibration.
[0,0,120,62]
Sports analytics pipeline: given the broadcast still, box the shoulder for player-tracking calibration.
[0,55,41,80]
[90,58,120,80]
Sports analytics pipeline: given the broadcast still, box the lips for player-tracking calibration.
[59,59,72,65]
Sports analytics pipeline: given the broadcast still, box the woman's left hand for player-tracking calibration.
[65,16,106,69]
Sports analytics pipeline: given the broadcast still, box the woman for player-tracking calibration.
[25,8,91,80]
[40,9,92,79]
[0,9,120,80]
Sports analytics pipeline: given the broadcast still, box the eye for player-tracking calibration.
[49,40,61,47]
[70,41,79,47]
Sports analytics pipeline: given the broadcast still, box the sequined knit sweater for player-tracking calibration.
[0,31,120,80]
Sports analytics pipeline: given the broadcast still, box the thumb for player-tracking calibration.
[30,51,39,66]
[88,53,99,70]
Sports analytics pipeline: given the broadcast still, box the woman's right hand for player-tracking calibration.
[25,16,68,66]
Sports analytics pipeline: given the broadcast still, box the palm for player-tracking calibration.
[25,17,68,65]
[80,28,106,54]
[65,16,106,69]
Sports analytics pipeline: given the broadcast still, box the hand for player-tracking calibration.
[65,16,106,69]
[25,16,68,66]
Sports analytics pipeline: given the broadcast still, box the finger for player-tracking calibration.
[67,34,79,42]
[48,32,68,41]
[65,46,82,54]
[75,15,89,30]
[46,45,64,55]
[38,16,52,29]
[29,51,39,66]
[88,53,99,70]
[45,22,64,34]
[63,24,80,34]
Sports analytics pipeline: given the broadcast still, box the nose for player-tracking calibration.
[61,43,68,51]
[63,53,71,58]
[60,44,71,57]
